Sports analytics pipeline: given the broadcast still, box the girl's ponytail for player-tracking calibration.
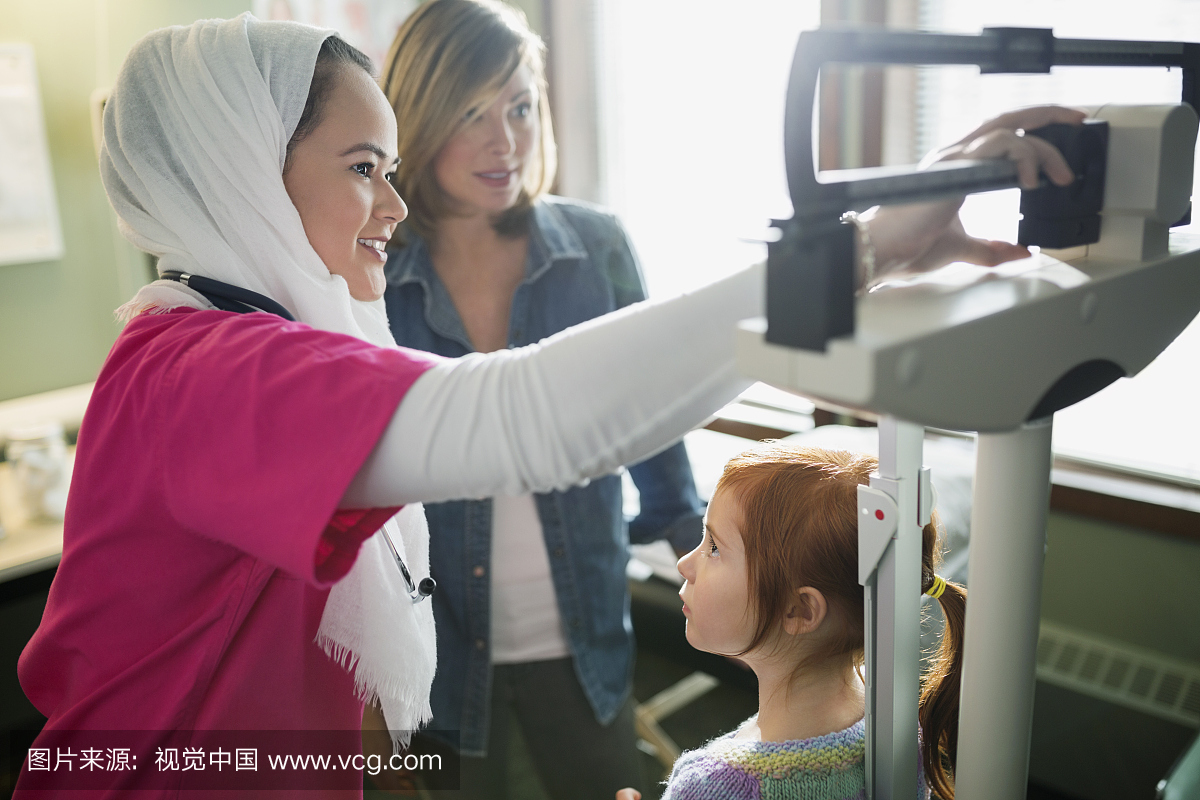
[918,527,967,800]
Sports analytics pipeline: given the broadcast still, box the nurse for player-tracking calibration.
[378,2,703,797]
[15,12,1078,798]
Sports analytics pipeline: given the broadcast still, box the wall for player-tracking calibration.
[1043,511,1200,662]
[0,0,250,402]
[509,0,542,34]
[0,0,548,404]
[1031,511,1200,799]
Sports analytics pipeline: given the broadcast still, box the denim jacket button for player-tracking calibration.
[473,565,485,578]
[570,618,581,629]
[552,547,564,558]
[475,639,486,651]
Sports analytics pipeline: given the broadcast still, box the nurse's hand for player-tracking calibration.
[864,105,1087,287]
[616,789,642,800]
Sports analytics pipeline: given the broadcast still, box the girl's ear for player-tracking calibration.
[783,586,827,636]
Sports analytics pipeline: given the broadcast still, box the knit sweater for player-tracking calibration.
[660,717,929,800]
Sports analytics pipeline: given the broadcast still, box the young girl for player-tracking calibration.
[619,443,965,800]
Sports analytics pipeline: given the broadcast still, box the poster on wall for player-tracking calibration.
[0,43,64,267]
[253,0,419,71]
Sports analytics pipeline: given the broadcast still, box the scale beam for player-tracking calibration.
[771,27,1200,352]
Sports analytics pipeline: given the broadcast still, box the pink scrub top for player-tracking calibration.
[15,308,440,797]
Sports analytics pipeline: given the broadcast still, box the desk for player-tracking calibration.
[0,457,66,583]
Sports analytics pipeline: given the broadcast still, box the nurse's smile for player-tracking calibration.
[357,237,389,261]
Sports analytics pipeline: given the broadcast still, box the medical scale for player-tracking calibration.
[735,27,1200,800]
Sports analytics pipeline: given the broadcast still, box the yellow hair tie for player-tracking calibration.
[925,575,947,600]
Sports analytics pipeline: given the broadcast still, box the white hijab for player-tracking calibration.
[100,13,434,744]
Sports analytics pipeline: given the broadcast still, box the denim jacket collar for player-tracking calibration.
[385,201,588,351]
[526,200,589,276]
[385,201,588,290]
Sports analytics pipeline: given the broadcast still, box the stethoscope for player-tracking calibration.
[161,270,436,604]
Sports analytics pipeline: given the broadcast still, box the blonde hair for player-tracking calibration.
[381,0,557,241]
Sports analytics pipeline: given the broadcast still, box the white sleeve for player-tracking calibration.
[342,262,764,507]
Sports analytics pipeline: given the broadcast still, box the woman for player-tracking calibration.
[14,11,1079,798]
[377,2,703,797]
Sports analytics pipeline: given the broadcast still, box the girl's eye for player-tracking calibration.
[707,534,719,557]
[352,163,373,178]
[512,103,532,119]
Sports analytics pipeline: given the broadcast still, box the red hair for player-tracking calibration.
[715,442,966,799]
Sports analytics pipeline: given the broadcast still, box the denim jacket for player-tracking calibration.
[383,196,705,756]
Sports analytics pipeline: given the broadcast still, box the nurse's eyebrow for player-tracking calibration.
[340,143,400,164]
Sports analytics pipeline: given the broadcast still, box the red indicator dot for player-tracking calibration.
[875,510,885,520]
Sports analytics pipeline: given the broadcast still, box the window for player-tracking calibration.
[917,0,1200,482]
[599,0,820,298]
[596,0,1200,482]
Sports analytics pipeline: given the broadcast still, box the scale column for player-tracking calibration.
[956,418,1054,800]
[865,416,924,800]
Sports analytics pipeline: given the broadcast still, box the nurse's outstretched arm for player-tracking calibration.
[344,105,1083,507]
[343,263,763,507]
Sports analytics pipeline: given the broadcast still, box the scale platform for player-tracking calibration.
[737,233,1200,432]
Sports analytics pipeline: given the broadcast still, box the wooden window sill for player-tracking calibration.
[707,400,1200,543]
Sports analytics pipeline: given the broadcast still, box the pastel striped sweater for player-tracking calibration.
[660,717,929,800]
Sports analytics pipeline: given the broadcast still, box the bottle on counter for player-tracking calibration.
[4,421,70,523]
